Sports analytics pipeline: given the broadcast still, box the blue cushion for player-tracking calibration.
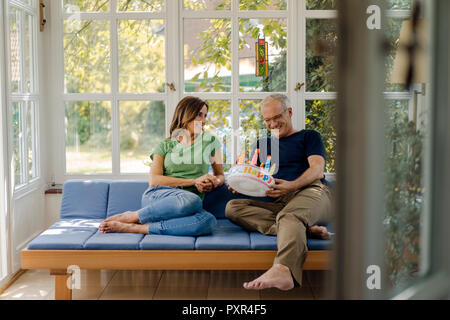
[27,218,102,250]
[106,180,149,217]
[84,230,145,250]
[195,219,250,250]
[307,238,333,250]
[140,234,196,250]
[250,232,333,250]
[27,228,97,250]
[249,232,277,250]
[60,180,110,220]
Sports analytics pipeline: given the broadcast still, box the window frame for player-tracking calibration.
[54,0,414,179]
[5,0,41,191]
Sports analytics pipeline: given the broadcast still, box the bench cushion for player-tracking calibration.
[60,180,110,220]
[27,219,102,250]
[195,219,250,250]
[140,234,196,250]
[84,231,145,250]
[249,232,333,250]
[106,180,148,218]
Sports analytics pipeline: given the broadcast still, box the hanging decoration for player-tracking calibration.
[255,38,268,77]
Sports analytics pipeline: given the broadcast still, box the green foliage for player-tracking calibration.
[384,101,423,288]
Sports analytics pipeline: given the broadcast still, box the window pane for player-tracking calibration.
[387,0,411,10]
[184,0,230,10]
[9,7,21,93]
[306,0,335,10]
[65,101,112,173]
[63,0,109,12]
[385,18,409,92]
[118,0,164,11]
[64,19,110,93]
[12,102,24,186]
[118,20,165,93]
[384,99,424,291]
[24,14,34,93]
[26,102,37,180]
[205,100,231,168]
[306,19,337,92]
[240,0,286,10]
[184,19,231,93]
[305,100,336,173]
[239,100,266,159]
[239,19,287,92]
[120,101,165,173]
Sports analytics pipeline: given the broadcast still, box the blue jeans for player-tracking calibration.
[137,185,217,236]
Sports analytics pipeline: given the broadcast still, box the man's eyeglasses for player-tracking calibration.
[263,109,287,124]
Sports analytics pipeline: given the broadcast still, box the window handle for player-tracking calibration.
[294,82,304,91]
[167,82,176,91]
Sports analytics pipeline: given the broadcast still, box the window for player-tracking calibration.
[6,0,39,188]
[58,0,414,178]
[61,0,166,175]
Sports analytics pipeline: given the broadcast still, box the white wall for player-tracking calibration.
[3,0,50,278]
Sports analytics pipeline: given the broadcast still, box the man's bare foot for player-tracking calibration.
[99,221,148,234]
[308,225,331,240]
[103,211,140,224]
[243,264,294,291]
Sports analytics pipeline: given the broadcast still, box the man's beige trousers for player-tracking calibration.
[225,179,333,286]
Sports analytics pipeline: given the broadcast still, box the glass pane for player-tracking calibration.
[205,100,231,169]
[306,0,336,10]
[9,7,21,93]
[240,0,286,10]
[118,20,165,93]
[385,18,409,92]
[387,0,411,10]
[184,19,231,93]
[63,0,109,12]
[64,19,110,93]
[384,99,424,291]
[239,100,266,159]
[184,0,230,10]
[120,101,165,173]
[26,102,37,180]
[24,14,34,93]
[65,101,112,173]
[12,102,24,186]
[305,100,336,173]
[118,0,164,11]
[306,19,337,92]
[239,18,287,92]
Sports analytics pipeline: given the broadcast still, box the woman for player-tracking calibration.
[99,96,224,236]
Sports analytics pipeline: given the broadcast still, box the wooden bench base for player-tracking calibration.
[21,249,331,300]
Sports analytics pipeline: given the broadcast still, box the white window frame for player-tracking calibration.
[54,0,171,180]
[54,0,414,181]
[5,0,41,192]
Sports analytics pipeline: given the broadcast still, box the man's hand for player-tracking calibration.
[226,183,238,194]
[265,179,298,198]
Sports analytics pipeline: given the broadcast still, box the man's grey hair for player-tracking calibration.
[261,94,290,111]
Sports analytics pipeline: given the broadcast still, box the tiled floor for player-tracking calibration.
[0,269,331,300]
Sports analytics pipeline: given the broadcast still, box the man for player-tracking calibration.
[225,94,333,290]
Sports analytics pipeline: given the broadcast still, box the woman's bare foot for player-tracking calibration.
[103,211,140,224]
[308,225,331,240]
[243,264,294,291]
[99,221,148,234]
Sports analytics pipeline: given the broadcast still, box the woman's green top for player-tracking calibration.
[150,131,221,200]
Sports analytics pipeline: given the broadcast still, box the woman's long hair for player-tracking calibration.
[169,96,209,138]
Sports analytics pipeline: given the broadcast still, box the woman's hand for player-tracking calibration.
[195,174,222,193]
[195,174,214,193]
